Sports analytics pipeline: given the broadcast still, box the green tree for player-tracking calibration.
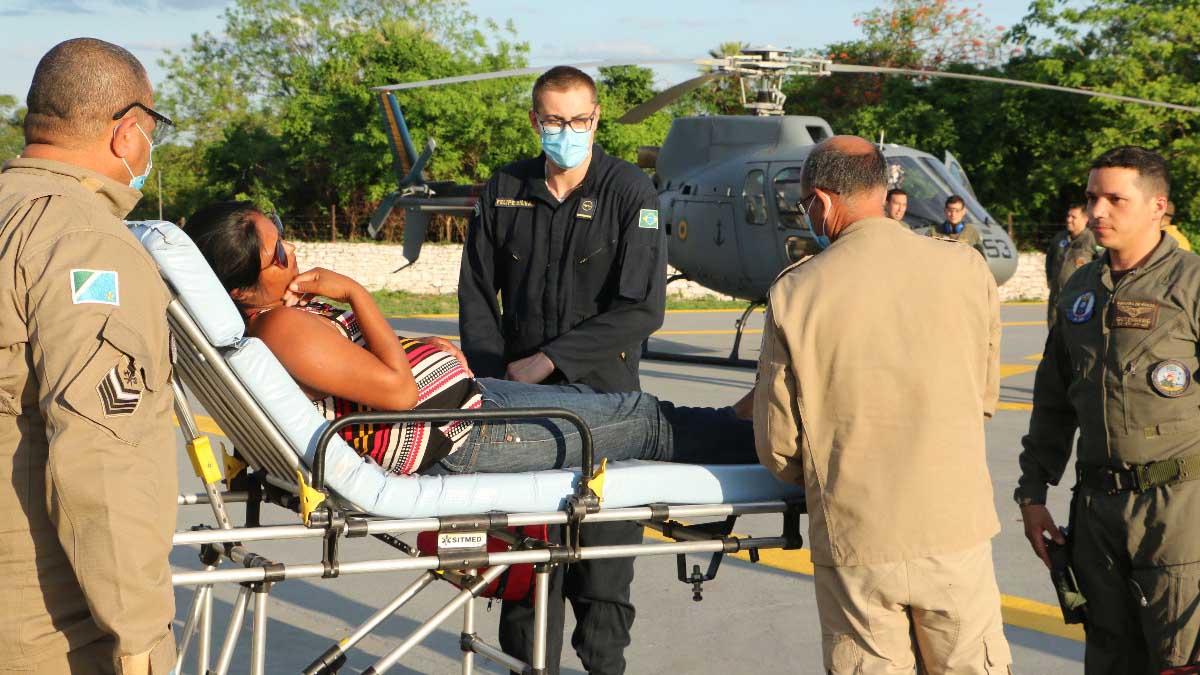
[141,0,536,232]
[0,95,25,162]
[594,65,673,162]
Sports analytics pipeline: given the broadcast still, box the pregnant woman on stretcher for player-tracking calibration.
[187,201,755,477]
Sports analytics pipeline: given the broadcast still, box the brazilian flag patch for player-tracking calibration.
[70,269,120,306]
[638,209,659,229]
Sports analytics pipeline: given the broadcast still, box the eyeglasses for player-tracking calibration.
[112,102,175,141]
[536,107,597,135]
[796,188,837,216]
[263,213,288,270]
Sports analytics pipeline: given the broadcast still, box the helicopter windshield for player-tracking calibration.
[771,167,810,230]
[885,156,989,228]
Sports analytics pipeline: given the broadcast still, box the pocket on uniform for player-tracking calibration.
[61,313,166,445]
[983,630,1013,674]
[822,633,863,674]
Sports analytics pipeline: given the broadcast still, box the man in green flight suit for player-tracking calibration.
[1045,204,1102,326]
[1017,146,1200,673]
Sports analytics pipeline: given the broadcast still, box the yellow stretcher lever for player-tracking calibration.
[586,457,608,504]
[185,435,223,486]
[296,470,326,526]
[222,444,247,490]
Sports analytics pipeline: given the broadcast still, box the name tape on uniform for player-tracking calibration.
[638,209,659,229]
[495,198,535,208]
[71,269,119,306]
[1112,301,1158,330]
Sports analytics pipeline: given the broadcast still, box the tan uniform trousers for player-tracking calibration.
[814,541,1012,675]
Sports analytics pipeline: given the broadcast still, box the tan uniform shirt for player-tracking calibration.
[755,217,1001,566]
[0,159,176,672]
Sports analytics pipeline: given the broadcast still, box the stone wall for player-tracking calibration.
[293,241,1050,303]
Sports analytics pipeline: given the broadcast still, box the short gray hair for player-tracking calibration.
[801,143,887,197]
[25,38,151,146]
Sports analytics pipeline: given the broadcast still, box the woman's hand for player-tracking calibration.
[421,336,473,377]
[284,267,363,306]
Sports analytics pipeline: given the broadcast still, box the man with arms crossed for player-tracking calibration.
[1018,146,1200,672]
[0,39,177,674]
[755,135,1010,673]
[458,66,665,674]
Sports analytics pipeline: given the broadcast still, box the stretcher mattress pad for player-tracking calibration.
[129,220,805,518]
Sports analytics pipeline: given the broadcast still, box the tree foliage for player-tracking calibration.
[0,95,24,163]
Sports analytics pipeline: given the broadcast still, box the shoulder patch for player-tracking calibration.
[638,209,659,229]
[1067,290,1095,324]
[71,269,119,306]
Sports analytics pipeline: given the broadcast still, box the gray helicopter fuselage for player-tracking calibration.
[654,115,1018,301]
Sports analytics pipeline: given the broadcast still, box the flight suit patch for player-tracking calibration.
[71,269,119,306]
[638,209,659,229]
[494,198,534,208]
[97,358,142,416]
[1074,256,1089,268]
[1111,301,1158,330]
[576,198,596,220]
[1151,360,1190,398]
[1067,291,1095,324]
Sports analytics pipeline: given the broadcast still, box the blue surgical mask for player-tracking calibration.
[540,126,591,170]
[805,195,832,250]
[121,122,154,191]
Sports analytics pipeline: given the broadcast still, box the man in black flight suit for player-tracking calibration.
[458,65,666,674]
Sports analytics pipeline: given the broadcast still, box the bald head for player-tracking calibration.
[25,38,152,147]
[801,135,887,200]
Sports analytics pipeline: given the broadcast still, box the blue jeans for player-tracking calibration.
[430,378,755,474]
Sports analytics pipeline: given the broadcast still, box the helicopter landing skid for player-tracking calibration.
[641,300,764,370]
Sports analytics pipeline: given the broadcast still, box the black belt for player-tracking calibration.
[1077,455,1200,494]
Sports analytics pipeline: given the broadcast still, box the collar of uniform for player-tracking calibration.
[1,157,141,219]
[526,144,606,206]
[834,216,905,242]
[1099,230,1177,290]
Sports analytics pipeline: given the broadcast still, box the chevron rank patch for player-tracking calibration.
[638,209,659,229]
[97,358,141,417]
[71,269,119,306]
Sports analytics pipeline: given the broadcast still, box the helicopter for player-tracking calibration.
[365,46,1199,366]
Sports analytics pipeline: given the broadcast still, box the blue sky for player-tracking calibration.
[0,0,1035,103]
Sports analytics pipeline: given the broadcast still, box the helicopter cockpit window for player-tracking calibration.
[743,170,767,225]
[772,167,809,230]
[885,157,984,229]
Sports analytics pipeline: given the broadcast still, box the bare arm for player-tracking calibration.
[255,268,419,410]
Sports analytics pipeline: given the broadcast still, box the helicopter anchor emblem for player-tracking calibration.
[714,220,725,246]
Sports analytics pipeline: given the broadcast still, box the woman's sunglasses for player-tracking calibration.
[264,213,288,269]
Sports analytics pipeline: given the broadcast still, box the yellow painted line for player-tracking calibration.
[1000,363,1038,378]
[1001,321,1047,327]
[654,328,763,337]
[174,414,225,437]
[1025,353,1043,362]
[643,527,1081,641]
[997,401,1034,411]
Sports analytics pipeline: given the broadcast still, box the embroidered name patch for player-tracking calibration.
[71,269,119,306]
[495,198,534,208]
[1111,301,1158,330]
[97,359,141,417]
[1151,360,1191,398]
[1068,291,1095,324]
[638,208,659,229]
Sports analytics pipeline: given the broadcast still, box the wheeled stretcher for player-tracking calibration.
[132,219,807,674]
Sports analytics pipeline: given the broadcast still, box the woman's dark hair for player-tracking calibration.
[185,200,265,293]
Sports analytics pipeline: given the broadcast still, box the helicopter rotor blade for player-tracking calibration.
[615,71,727,124]
[829,63,1200,113]
[373,58,716,92]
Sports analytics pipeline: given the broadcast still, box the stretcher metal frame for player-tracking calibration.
[166,296,805,674]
